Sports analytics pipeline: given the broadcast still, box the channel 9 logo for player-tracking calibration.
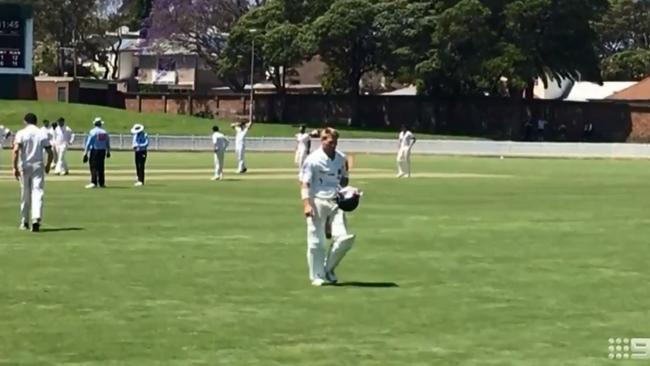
[608,338,650,360]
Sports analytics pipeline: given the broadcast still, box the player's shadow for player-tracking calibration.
[40,227,84,233]
[332,281,399,288]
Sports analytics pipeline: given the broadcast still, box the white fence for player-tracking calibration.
[6,134,650,159]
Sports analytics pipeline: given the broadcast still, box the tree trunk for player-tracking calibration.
[350,74,361,127]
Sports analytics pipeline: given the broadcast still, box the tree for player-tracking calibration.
[147,0,250,89]
[218,0,313,93]
[597,0,650,80]
[310,0,380,96]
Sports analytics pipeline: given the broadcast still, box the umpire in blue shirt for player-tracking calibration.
[131,123,149,186]
[83,117,111,188]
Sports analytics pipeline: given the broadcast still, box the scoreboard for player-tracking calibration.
[0,4,32,75]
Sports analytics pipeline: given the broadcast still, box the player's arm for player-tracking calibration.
[340,158,350,187]
[84,132,93,156]
[11,139,21,180]
[44,146,54,174]
[300,160,315,217]
[411,135,417,147]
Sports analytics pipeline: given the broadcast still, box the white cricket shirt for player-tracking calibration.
[399,131,415,149]
[235,126,249,148]
[296,133,310,152]
[54,125,74,145]
[300,148,348,200]
[41,126,54,142]
[212,132,229,151]
[15,124,51,168]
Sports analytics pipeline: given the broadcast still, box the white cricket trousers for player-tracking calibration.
[306,198,356,281]
[397,146,412,177]
[55,144,69,174]
[214,149,225,178]
[295,147,307,168]
[236,145,246,172]
[20,164,45,224]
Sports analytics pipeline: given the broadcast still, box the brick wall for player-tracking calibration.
[122,92,650,142]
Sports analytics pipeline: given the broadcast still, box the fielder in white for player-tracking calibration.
[396,125,416,178]
[12,113,54,232]
[0,124,12,168]
[41,119,57,169]
[231,121,252,173]
[53,117,74,175]
[211,125,229,180]
[294,125,311,169]
[300,128,361,286]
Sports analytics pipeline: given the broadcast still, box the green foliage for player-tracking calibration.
[310,0,380,95]
[596,0,650,80]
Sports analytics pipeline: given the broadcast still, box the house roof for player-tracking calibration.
[381,85,417,96]
[564,81,637,101]
[607,77,650,100]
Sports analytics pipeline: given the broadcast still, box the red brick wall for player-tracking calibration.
[124,94,249,119]
[35,81,64,102]
[629,106,650,142]
[140,97,165,114]
[122,92,650,142]
[125,98,139,112]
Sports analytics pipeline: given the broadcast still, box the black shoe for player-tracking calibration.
[31,222,40,232]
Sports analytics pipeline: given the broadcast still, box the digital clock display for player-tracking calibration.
[0,11,25,69]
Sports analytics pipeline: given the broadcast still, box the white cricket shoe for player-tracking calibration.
[311,278,327,287]
[325,270,338,284]
[85,184,97,189]
[134,181,144,187]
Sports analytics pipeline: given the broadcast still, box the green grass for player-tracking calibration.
[1,151,649,365]
[0,100,482,139]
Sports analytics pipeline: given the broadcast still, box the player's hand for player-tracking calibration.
[13,168,20,180]
[106,151,111,159]
[44,165,51,174]
[303,202,314,217]
[82,154,88,163]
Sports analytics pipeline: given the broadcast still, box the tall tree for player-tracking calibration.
[147,0,250,89]
[310,0,380,96]
[597,0,650,80]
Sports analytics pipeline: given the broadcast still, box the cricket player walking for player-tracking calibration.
[12,113,54,232]
[294,125,311,169]
[231,121,252,173]
[396,125,416,178]
[83,117,111,188]
[41,119,57,169]
[300,128,360,286]
[211,126,229,180]
[53,117,74,175]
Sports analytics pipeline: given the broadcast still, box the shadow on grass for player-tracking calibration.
[332,281,399,288]
[40,227,84,233]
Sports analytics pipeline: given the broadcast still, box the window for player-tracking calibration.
[57,86,66,102]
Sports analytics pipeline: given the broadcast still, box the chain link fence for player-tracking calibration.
[4,134,650,158]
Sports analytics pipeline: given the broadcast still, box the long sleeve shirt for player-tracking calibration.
[85,127,111,153]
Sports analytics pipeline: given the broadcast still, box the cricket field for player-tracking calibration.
[1,151,649,365]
